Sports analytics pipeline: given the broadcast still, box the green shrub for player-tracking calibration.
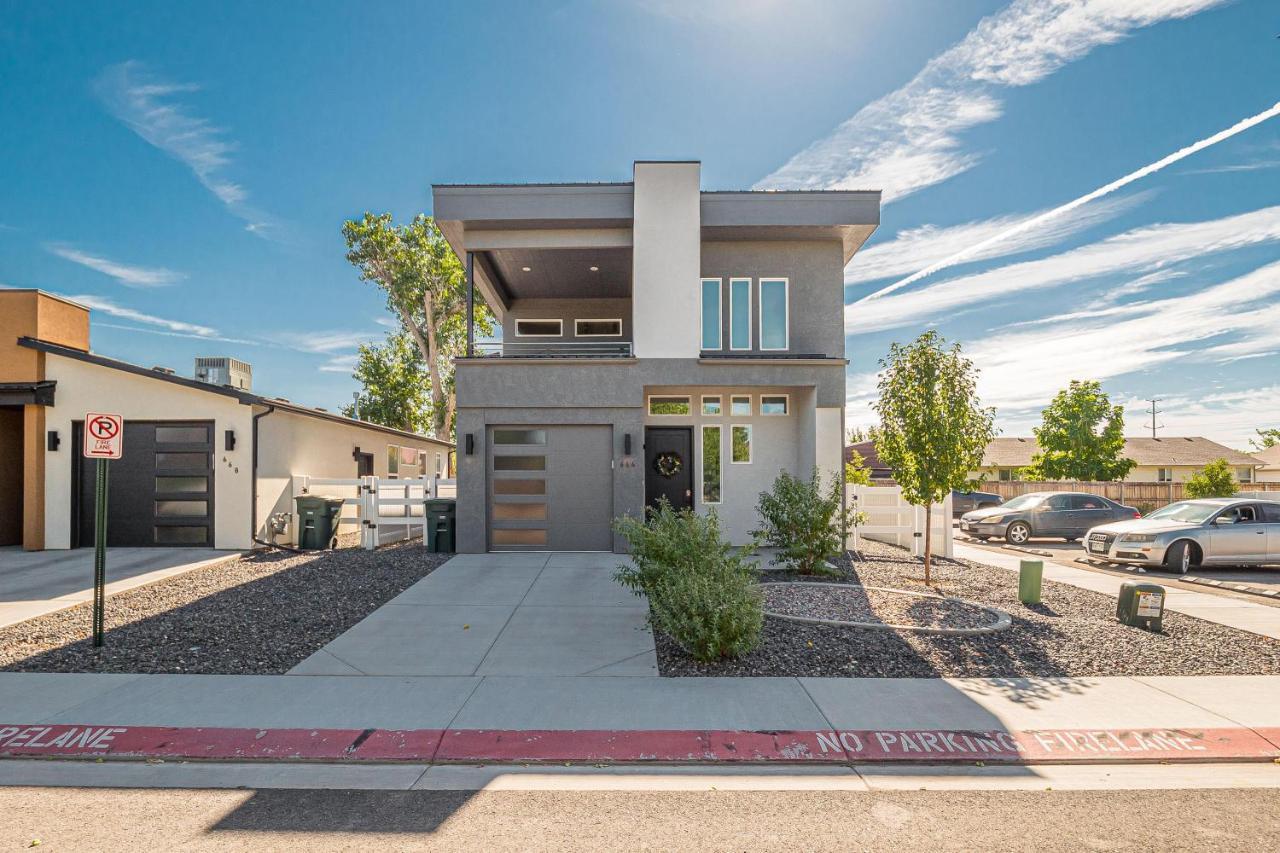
[1185,458,1239,499]
[753,469,858,575]
[613,500,762,661]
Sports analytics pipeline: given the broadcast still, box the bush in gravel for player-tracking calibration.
[613,500,763,661]
[753,469,859,575]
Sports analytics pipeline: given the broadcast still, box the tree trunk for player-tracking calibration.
[923,502,933,586]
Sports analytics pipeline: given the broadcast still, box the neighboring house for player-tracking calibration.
[1255,445,1280,483]
[972,436,1266,484]
[435,161,880,552]
[0,290,451,551]
[845,440,893,480]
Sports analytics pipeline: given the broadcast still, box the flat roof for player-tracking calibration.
[18,337,453,448]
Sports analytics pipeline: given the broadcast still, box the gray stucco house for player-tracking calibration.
[436,161,880,552]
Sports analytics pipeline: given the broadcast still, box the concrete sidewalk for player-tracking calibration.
[953,541,1280,639]
[0,548,241,629]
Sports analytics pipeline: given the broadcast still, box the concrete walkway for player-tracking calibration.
[290,552,658,676]
[953,541,1280,639]
[0,548,241,629]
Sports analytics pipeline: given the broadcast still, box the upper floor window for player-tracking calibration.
[729,278,752,350]
[759,278,788,350]
[515,319,562,337]
[575,319,622,337]
[700,279,721,350]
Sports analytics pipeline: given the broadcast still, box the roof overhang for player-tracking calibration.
[0,380,56,406]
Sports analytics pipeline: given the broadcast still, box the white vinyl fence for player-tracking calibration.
[287,475,456,550]
[847,484,953,559]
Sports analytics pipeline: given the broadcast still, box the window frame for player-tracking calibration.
[730,424,753,464]
[730,394,752,416]
[729,277,752,351]
[574,318,623,338]
[700,278,722,350]
[646,395,692,417]
[1237,467,1255,484]
[757,277,790,351]
[700,424,722,506]
[514,318,564,338]
[387,444,399,477]
[1156,467,1173,483]
[759,394,789,416]
[701,395,722,416]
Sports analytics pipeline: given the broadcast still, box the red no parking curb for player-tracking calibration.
[1,723,1277,765]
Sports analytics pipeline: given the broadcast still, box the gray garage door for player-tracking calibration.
[487,425,613,551]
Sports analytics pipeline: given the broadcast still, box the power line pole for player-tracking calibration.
[1145,398,1164,438]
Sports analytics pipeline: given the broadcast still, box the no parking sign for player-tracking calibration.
[83,413,124,459]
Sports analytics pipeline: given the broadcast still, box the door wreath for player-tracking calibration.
[653,451,683,478]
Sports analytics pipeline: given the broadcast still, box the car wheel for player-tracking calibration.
[1164,540,1197,575]
[1006,522,1032,545]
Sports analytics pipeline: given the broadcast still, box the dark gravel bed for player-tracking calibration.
[0,542,450,674]
[657,539,1280,678]
[760,583,1000,631]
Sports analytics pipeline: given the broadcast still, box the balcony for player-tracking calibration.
[470,340,633,359]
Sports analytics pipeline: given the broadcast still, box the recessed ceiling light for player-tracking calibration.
[589,266,599,272]
[521,266,532,272]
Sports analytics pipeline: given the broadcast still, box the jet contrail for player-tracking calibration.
[857,101,1280,302]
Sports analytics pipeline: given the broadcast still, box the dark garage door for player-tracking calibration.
[73,420,216,547]
[487,425,613,551]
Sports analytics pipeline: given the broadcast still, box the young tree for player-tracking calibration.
[1184,458,1239,499]
[1020,380,1134,481]
[340,332,432,433]
[845,449,872,486]
[846,426,870,444]
[873,331,996,584]
[1250,428,1280,451]
[342,213,493,440]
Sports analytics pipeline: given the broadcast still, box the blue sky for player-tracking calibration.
[2,0,1277,446]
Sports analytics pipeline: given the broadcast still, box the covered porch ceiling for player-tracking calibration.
[484,246,632,302]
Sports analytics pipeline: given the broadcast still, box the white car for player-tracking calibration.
[1084,498,1280,573]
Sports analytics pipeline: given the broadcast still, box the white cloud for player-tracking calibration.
[46,244,183,288]
[758,0,1228,200]
[318,353,360,374]
[1119,388,1280,450]
[845,192,1147,287]
[269,330,376,354]
[68,294,218,337]
[845,204,1280,336]
[95,62,274,235]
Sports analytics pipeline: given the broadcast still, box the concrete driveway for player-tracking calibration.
[291,552,658,677]
[0,547,240,629]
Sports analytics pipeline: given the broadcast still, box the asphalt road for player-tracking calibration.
[5,785,1280,851]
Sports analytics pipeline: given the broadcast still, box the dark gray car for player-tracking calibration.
[952,488,1002,518]
[959,491,1141,545]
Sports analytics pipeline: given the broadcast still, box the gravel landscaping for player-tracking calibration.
[0,540,450,674]
[657,539,1280,678]
[760,583,1003,632]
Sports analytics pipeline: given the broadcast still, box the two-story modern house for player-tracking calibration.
[435,161,879,552]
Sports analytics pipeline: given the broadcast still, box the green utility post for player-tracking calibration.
[93,458,109,647]
[1018,559,1043,605]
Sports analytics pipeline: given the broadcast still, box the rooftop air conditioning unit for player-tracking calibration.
[194,356,252,391]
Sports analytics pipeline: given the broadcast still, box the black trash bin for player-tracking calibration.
[295,495,344,550]
[425,498,457,553]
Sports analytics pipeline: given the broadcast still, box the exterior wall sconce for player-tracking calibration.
[465,433,475,455]
[623,433,632,455]
[224,430,236,451]
[352,445,361,461]
[47,430,60,451]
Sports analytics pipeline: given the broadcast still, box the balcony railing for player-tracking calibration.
[469,340,634,359]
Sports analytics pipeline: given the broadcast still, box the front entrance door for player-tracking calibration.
[645,427,693,512]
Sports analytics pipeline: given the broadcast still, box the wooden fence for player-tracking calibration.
[973,480,1280,510]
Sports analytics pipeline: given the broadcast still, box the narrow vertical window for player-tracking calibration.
[700,278,721,350]
[731,425,752,464]
[730,278,752,350]
[759,278,788,350]
[701,425,721,504]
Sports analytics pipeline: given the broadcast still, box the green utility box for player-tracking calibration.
[1019,559,1044,605]
[295,495,344,550]
[1117,580,1165,632]
[425,498,457,553]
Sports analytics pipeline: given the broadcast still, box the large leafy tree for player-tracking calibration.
[1185,458,1239,499]
[873,331,996,584]
[1021,380,1134,481]
[342,213,493,440]
[1250,428,1280,451]
[340,332,432,433]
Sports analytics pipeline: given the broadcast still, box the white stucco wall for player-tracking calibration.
[254,407,451,542]
[41,356,254,550]
[631,162,701,359]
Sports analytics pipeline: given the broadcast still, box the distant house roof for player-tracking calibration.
[1255,444,1280,471]
[845,440,893,479]
[980,436,1264,469]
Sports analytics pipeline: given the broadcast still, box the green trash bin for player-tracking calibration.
[295,495,344,550]
[425,498,457,553]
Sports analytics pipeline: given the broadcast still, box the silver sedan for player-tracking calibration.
[1084,498,1280,573]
